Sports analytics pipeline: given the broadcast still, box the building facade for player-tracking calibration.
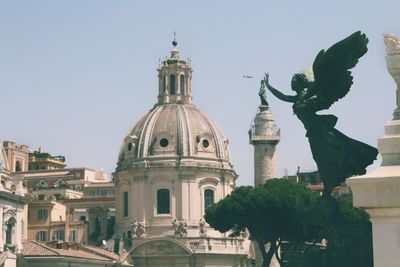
[0,143,27,267]
[12,147,116,246]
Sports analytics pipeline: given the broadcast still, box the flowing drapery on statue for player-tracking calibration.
[264,31,378,195]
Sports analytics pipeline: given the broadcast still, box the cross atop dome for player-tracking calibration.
[172,31,178,47]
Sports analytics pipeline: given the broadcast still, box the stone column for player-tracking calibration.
[249,105,280,186]
[347,33,400,267]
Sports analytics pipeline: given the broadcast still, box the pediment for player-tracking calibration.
[130,238,192,257]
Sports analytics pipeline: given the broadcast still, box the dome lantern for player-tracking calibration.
[157,38,193,105]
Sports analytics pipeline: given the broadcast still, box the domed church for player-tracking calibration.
[114,40,249,266]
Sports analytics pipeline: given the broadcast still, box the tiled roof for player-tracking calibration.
[22,241,58,256]
[22,241,111,261]
[79,244,119,260]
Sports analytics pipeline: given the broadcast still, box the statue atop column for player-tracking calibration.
[258,80,269,107]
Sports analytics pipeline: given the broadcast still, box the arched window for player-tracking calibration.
[15,160,21,172]
[180,75,185,95]
[157,188,170,214]
[204,189,215,212]
[170,74,176,95]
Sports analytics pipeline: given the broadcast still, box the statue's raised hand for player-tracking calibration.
[262,73,270,89]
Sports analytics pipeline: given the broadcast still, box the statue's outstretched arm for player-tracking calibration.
[263,73,296,103]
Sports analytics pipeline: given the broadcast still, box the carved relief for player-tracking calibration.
[132,240,189,256]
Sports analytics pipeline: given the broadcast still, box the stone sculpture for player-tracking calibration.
[263,31,378,195]
[199,218,207,237]
[131,219,146,238]
[171,218,188,238]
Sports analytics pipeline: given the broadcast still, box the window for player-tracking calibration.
[21,220,24,238]
[5,223,13,244]
[38,209,48,220]
[170,74,176,95]
[70,230,78,242]
[15,160,22,172]
[204,189,215,212]
[123,191,129,217]
[100,189,108,197]
[159,138,169,148]
[157,188,170,214]
[202,139,210,149]
[180,75,185,95]
[53,230,64,241]
[36,231,47,242]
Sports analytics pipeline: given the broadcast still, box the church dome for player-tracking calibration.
[117,103,233,172]
[114,38,238,244]
[116,40,234,173]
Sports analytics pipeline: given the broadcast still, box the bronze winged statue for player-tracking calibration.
[263,31,378,196]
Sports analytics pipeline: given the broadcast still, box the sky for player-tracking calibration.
[0,1,398,186]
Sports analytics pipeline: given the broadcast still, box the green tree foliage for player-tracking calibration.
[284,195,372,267]
[324,196,372,267]
[205,179,319,267]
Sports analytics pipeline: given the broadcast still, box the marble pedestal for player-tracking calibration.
[348,33,400,267]
[347,120,400,267]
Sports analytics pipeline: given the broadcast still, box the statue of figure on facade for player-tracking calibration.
[171,218,188,238]
[131,219,146,238]
[199,218,207,237]
[263,31,378,196]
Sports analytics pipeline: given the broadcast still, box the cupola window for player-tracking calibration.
[170,74,176,95]
[180,75,185,95]
[160,138,169,148]
[157,188,170,214]
[202,139,210,149]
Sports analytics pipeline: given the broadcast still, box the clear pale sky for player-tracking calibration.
[1,1,398,185]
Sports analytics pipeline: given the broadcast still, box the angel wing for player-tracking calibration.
[308,31,368,111]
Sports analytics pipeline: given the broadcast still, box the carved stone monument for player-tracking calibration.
[347,32,400,267]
